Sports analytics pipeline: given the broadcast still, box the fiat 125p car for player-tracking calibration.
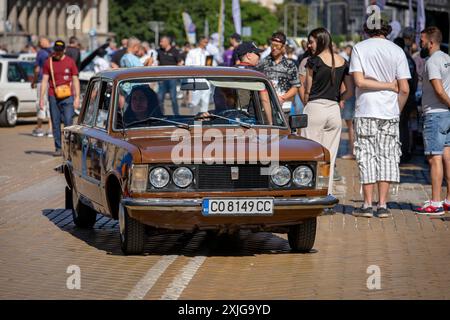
[59,66,338,255]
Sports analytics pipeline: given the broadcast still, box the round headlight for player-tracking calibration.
[149,167,170,188]
[173,167,193,188]
[270,166,291,186]
[293,166,313,186]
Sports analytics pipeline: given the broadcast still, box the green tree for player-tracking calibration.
[109,0,280,46]
[274,2,309,38]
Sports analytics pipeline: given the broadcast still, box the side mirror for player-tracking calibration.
[289,114,308,130]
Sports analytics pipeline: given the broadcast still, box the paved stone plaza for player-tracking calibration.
[0,121,449,300]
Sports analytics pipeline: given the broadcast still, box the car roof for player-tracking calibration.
[97,66,268,82]
[0,58,31,62]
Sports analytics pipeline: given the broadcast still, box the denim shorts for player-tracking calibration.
[341,96,355,120]
[423,111,450,155]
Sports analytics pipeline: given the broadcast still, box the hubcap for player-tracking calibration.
[7,105,17,125]
[119,203,125,241]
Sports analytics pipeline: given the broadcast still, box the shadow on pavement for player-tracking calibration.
[333,201,417,215]
[41,208,301,257]
[16,119,39,126]
[25,150,55,157]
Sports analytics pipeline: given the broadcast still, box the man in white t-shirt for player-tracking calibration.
[415,27,450,215]
[349,20,411,218]
[185,37,212,112]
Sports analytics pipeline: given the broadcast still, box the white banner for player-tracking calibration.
[182,12,196,45]
[232,0,242,35]
[416,0,425,44]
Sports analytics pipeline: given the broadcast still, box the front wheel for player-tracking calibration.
[72,187,97,228]
[119,202,145,255]
[288,218,317,252]
[0,100,18,127]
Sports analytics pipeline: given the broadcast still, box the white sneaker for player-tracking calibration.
[32,128,45,137]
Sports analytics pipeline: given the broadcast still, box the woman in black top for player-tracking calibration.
[300,28,353,194]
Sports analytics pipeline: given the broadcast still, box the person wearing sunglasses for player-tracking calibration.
[258,31,301,115]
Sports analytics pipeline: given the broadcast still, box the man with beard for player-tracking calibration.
[40,40,80,157]
[415,27,450,215]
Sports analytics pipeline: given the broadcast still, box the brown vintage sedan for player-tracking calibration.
[59,66,338,255]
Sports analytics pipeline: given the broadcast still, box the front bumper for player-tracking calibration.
[121,195,338,212]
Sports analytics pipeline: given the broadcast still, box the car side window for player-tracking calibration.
[82,80,101,126]
[7,63,25,82]
[95,81,112,129]
[18,62,34,82]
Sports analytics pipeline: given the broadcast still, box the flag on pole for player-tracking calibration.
[218,0,225,51]
[232,0,242,35]
[204,19,209,38]
[416,0,425,44]
[182,12,196,45]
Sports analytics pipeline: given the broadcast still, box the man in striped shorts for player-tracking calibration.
[349,20,411,218]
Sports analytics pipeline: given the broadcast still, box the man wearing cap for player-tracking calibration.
[235,41,263,70]
[259,31,301,114]
[233,41,273,124]
[40,40,80,157]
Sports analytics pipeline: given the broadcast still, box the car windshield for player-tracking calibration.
[114,77,286,129]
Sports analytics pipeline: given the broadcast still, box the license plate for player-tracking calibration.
[202,198,274,216]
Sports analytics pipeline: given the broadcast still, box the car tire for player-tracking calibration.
[71,187,97,228]
[119,202,145,255]
[288,217,317,252]
[0,100,18,127]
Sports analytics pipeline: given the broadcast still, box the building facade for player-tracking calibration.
[292,0,449,43]
[0,0,111,53]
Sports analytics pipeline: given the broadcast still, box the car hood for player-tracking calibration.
[126,130,328,164]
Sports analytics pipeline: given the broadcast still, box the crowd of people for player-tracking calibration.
[5,20,450,217]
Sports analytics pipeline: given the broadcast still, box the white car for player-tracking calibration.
[0,58,37,127]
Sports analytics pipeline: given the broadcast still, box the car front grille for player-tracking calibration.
[197,164,269,190]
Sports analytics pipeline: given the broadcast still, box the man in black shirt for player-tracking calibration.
[157,36,182,115]
[65,36,81,71]
[394,37,418,163]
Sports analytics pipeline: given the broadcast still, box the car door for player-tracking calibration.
[90,80,113,213]
[72,79,102,205]
[7,61,36,113]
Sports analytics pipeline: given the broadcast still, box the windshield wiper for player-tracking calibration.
[195,113,253,129]
[125,116,190,130]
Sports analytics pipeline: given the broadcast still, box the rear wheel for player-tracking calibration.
[119,202,145,255]
[0,100,18,127]
[288,218,317,252]
[71,187,97,228]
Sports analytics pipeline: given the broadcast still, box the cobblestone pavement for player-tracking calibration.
[0,121,449,300]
